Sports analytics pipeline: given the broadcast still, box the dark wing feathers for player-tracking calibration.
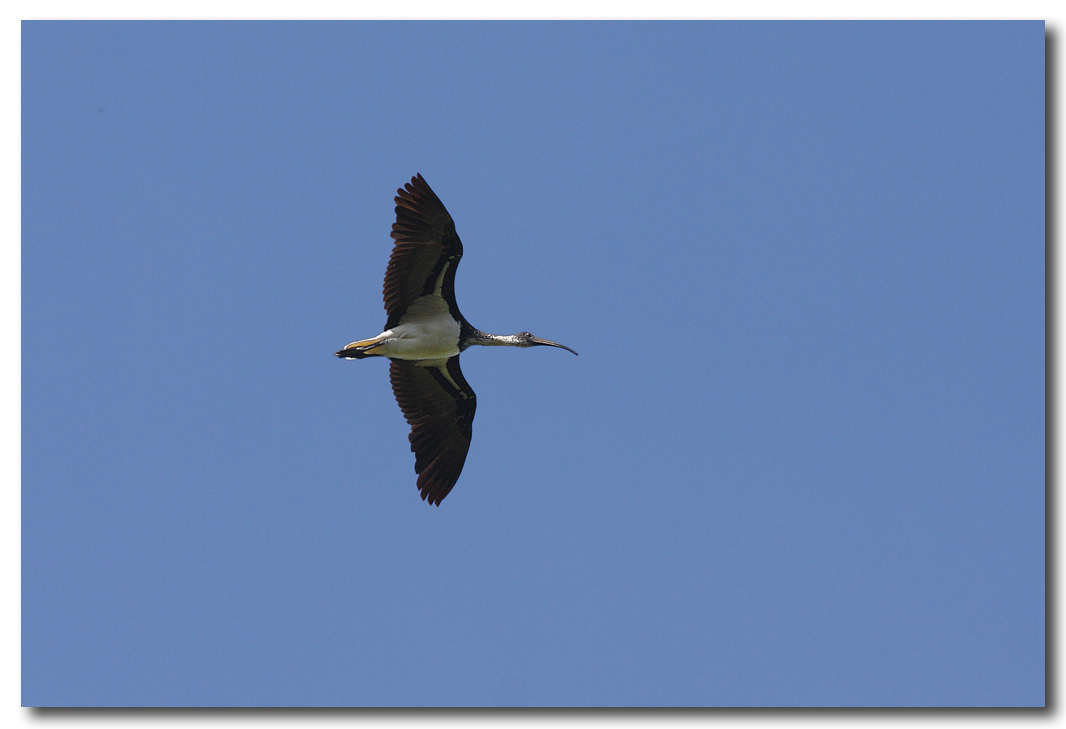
[389,356,477,506]
[383,174,464,330]
[381,176,475,505]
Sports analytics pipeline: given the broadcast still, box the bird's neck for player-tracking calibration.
[465,330,523,348]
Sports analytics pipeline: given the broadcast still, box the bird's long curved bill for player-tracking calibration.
[531,337,578,355]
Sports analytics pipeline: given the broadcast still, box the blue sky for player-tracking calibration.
[21,21,1044,707]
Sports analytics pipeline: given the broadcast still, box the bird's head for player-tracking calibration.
[512,332,578,355]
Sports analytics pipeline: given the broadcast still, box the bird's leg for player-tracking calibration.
[335,333,390,358]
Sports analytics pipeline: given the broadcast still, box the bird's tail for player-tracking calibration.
[335,348,375,359]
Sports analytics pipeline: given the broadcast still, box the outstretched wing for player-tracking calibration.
[384,174,464,331]
[389,356,477,506]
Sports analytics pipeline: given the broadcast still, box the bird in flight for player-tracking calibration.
[336,174,577,506]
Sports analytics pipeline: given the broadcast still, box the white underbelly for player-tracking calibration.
[374,296,461,360]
